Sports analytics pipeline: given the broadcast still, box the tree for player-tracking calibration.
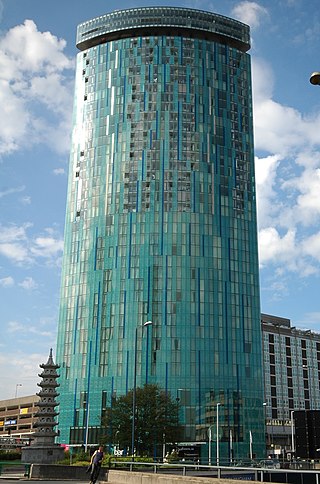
[102,384,182,456]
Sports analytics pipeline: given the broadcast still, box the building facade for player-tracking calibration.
[56,7,265,460]
[0,395,39,446]
[262,313,320,457]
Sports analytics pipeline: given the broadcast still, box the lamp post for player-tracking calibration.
[145,320,153,384]
[310,72,320,85]
[291,410,295,456]
[229,429,233,464]
[131,320,153,459]
[263,402,267,455]
[15,384,22,398]
[115,430,120,450]
[208,425,213,466]
[216,402,221,466]
[249,430,253,460]
[84,402,90,452]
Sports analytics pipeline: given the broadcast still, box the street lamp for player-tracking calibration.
[263,402,268,454]
[84,402,90,453]
[208,425,214,466]
[310,72,320,85]
[291,410,295,456]
[144,320,153,384]
[216,402,221,466]
[131,320,153,459]
[15,384,22,398]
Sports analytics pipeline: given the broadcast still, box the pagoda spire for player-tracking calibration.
[22,349,64,464]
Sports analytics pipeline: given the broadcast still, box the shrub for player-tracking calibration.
[0,450,21,461]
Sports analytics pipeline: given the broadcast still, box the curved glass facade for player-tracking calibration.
[56,7,265,460]
[76,7,250,52]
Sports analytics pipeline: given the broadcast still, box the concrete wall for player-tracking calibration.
[30,464,108,480]
[22,445,65,464]
[105,470,264,484]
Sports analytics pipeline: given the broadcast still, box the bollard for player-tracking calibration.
[24,464,31,477]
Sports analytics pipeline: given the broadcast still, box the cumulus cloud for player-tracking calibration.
[255,154,282,228]
[0,275,14,287]
[231,1,269,29]
[19,276,38,290]
[0,223,32,264]
[254,98,320,155]
[0,223,63,265]
[0,19,74,156]
[0,351,48,399]
[302,232,320,262]
[259,227,297,266]
[53,167,66,175]
[251,50,320,292]
[31,236,64,259]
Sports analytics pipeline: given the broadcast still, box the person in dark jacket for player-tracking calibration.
[89,446,104,484]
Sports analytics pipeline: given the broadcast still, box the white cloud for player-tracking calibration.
[19,276,38,290]
[255,154,282,228]
[251,51,320,289]
[281,155,320,227]
[0,223,63,265]
[20,196,31,205]
[231,1,269,29]
[0,223,30,243]
[0,275,14,287]
[31,235,64,259]
[252,57,274,102]
[254,98,320,155]
[7,320,25,333]
[0,242,31,264]
[0,20,74,156]
[0,19,72,75]
[302,232,320,262]
[0,223,32,264]
[252,57,320,156]
[53,168,65,175]
[258,227,297,266]
[6,319,55,338]
[0,351,48,400]
[0,185,25,198]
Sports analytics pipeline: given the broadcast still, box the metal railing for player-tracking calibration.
[0,461,31,478]
[109,460,320,484]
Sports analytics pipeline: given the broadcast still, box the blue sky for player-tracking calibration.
[0,0,320,400]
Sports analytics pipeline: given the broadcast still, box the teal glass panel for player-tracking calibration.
[56,6,265,460]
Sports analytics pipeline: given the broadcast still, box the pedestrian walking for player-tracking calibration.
[89,446,104,484]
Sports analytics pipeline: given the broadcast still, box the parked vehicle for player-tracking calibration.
[235,459,259,467]
[258,459,281,469]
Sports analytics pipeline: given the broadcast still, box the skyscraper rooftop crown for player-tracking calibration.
[76,6,250,52]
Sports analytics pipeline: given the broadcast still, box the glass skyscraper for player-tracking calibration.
[56,6,265,460]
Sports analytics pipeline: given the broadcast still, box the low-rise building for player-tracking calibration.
[262,313,320,458]
[0,395,39,446]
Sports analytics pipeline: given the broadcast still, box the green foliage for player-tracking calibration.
[57,449,91,465]
[166,449,179,463]
[0,451,21,461]
[73,450,90,462]
[71,460,92,466]
[101,384,182,457]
